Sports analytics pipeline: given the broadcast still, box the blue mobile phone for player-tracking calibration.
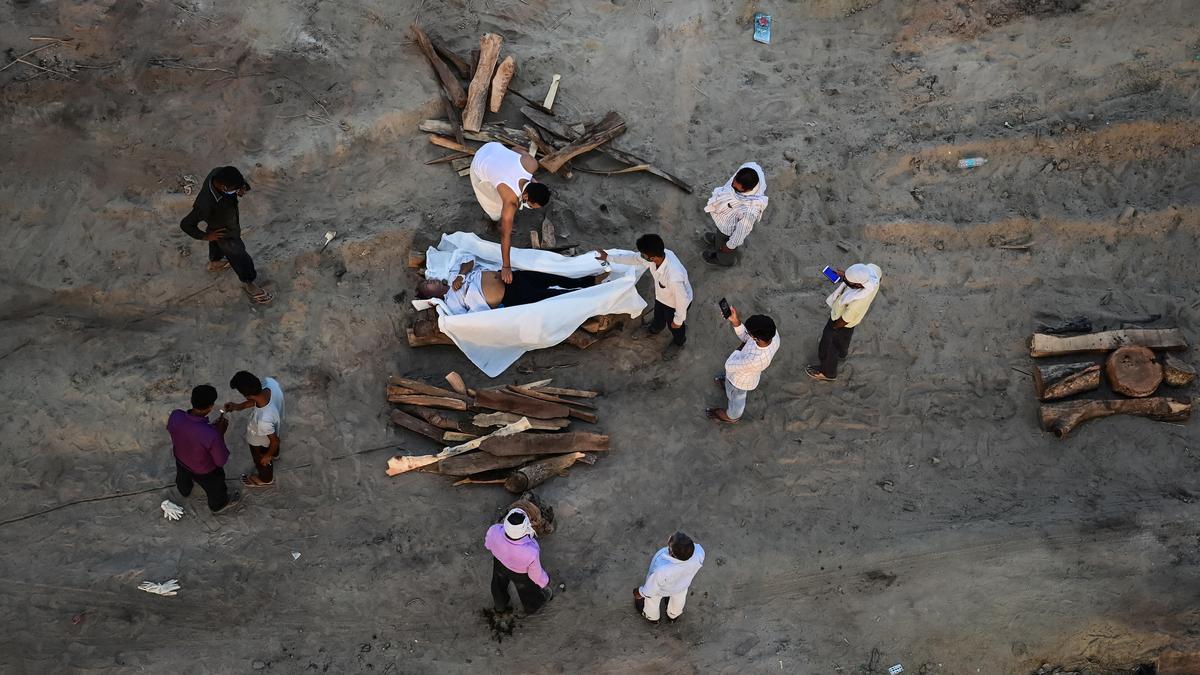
[822,266,841,283]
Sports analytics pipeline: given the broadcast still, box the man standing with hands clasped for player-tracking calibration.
[596,234,693,359]
[633,531,705,623]
[806,263,882,382]
[179,166,273,304]
[707,303,780,424]
[224,371,285,488]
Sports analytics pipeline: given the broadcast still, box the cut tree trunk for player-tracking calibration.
[538,112,627,173]
[473,412,571,430]
[434,451,536,477]
[389,409,448,442]
[1163,354,1196,387]
[386,394,468,411]
[405,406,464,431]
[1033,362,1101,401]
[1039,396,1191,438]
[474,388,570,419]
[504,452,585,493]
[1106,346,1163,397]
[481,431,609,457]
[409,24,466,108]
[462,33,503,132]
[488,55,515,113]
[1029,328,1188,357]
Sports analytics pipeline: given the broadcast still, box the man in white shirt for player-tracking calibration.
[702,162,768,267]
[806,263,882,382]
[595,234,693,357]
[225,371,285,487]
[707,306,780,424]
[633,531,705,623]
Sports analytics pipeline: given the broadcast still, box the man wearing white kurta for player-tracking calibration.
[468,142,551,284]
[596,234,693,354]
[807,263,882,381]
[634,532,705,623]
[708,307,780,424]
[702,161,768,267]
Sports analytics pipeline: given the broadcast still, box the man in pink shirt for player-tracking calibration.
[485,508,553,614]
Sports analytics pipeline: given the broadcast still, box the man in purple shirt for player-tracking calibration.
[485,508,553,614]
[166,385,238,513]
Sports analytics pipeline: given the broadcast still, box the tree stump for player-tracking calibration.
[504,452,585,493]
[1033,361,1101,401]
[1163,353,1196,387]
[1106,345,1162,397]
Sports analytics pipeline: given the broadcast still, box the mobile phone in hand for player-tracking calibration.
[822,266,841,283]
[719,298,731,319]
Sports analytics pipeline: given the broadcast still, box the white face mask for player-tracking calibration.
[518,200,530,211]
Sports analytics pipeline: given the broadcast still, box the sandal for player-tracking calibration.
[207,261,231,272]
[705,408,738,424]
[244,287,274,305]
[241,474,274,488]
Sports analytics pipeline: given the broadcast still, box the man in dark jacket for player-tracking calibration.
[179,166,273,304]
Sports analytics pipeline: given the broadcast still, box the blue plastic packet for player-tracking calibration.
[753,13,772,44]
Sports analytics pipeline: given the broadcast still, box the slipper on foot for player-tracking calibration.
[241,474,274,488]
[805,365,835,381]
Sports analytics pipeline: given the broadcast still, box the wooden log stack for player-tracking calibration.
[384,373,606,492]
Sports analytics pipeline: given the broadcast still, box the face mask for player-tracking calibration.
[223,189,240,196]
[518,200,530,211]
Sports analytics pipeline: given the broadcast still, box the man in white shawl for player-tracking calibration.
[807,263,883,381]
[633,531,704,623]
[702,162,768,267]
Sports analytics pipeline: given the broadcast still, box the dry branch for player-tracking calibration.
[1040,397,1191,438]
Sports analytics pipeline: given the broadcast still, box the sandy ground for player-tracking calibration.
[1,0,1199,673]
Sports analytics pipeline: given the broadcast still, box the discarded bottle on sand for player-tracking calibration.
[957,157,988,168]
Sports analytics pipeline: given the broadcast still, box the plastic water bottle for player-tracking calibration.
[958,157,988,168]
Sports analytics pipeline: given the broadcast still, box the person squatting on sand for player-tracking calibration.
[595,233,693,358]
[166,385,239,513]
[702,161,768,267]
[806,263,883,382]
[486,508,554,615]
[708,306,780,424]
[179,166,274,305]
[469,141,552,284]
[633,531,705,623]
[224,371,285,488]
[416,255,608,314]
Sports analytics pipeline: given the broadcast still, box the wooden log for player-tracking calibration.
[405,406,464,431]
[429,135,474,154]
[443,431,480,442]
[1039,396,1191,439]
[436,451,536,477]
[523,124,550,157]
[453,477,508,487]
[474,388,570,419]
[407,327,455,347]
[389,409,448,442]
[445,371,470,396]
[462,33,503,132]
[521,106,693,192]
[533,385,599,399]
[567,408,598,424]
[450,157,473,171]
[530,230,541,249]
[508,385,596,409]
[388,376,470,402]
[564,329,599,350]
[428,37,471,78]
[387,394,468,411]
[504,452,585,493]
[539,112,627,173]
[481,432,609,457]
[419,119,528,147]
[1029,328,1188,357]
[1033,362,1101,401]
[387,417,532,475]
[1163,354,1196,387]
[410,23,466,108]
[488,55,516,113]
[517,378,553,389]
[1106,346,1163,398]
[408,252,427,268]
[473,412,571,430]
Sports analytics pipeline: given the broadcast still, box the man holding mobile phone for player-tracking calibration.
[807,263,883,381]
[707,304,780,423]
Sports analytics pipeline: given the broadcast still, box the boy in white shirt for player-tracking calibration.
[595,234,693,358]
[225,371,285,487]
[634,531,705,623]
[707,306,780,424]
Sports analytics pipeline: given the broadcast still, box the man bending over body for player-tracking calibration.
[416,257,608,314]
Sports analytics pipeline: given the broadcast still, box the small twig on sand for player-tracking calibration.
[1011,366,1032,376]
[0,41,61,73]
[14,58,76,80]
[73,62,121,70]
[29,36,73,42]
[148,57,233,75]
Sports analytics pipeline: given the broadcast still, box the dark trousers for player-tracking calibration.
[491,557,550,613]
[249,444,275,483]
[175,461,229,512]
[501,271,594,307]
[818,318,855,378]
[208,237,258,283]
[648,300,686,345]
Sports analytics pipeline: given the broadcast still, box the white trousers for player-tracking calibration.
[469,167,503,222]
[642,591,687,621]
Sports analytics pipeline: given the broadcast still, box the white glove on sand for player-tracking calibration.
[160,500,184,521]
[138,579,181,596]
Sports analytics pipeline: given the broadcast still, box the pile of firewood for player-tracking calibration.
[1028,325,1194,438]
[384,373,606,492]
[410,22,691,192]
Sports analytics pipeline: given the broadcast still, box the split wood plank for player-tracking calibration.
[473,412,571,430]
[489,55,516,113]
[407,328,455,347]
[532,385,599,398]
[406,407,464,431]
[481,432,609,457]
[462,33,503,132]
[410,23,466,108]
[474,388,570,420]
[389,409,448,443]
[387,394,468,411]
[429,135,474,154]
[445,371,470,396]
[443,431,479,443]
[542,74,561,109]
[1028,328,1188,357]
[388,376,471,402]
[1040,396,1191,438]
[419,119,528,148]
[387,418,532,475]
[521,106,693,192]
[538,112,627,173]
[436,451,537,476]
[508,385,596,409]
[530,230,541,249]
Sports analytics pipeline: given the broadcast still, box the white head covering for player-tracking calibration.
[503,508,536,540]
[826,263,882,308]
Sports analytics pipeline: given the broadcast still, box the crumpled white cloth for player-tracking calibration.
[413,232,648,377]
[503,508,537,540]
[138,579,180,596]
[160,499,184,521]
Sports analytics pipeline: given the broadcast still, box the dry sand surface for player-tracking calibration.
[1,0,1199,673]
